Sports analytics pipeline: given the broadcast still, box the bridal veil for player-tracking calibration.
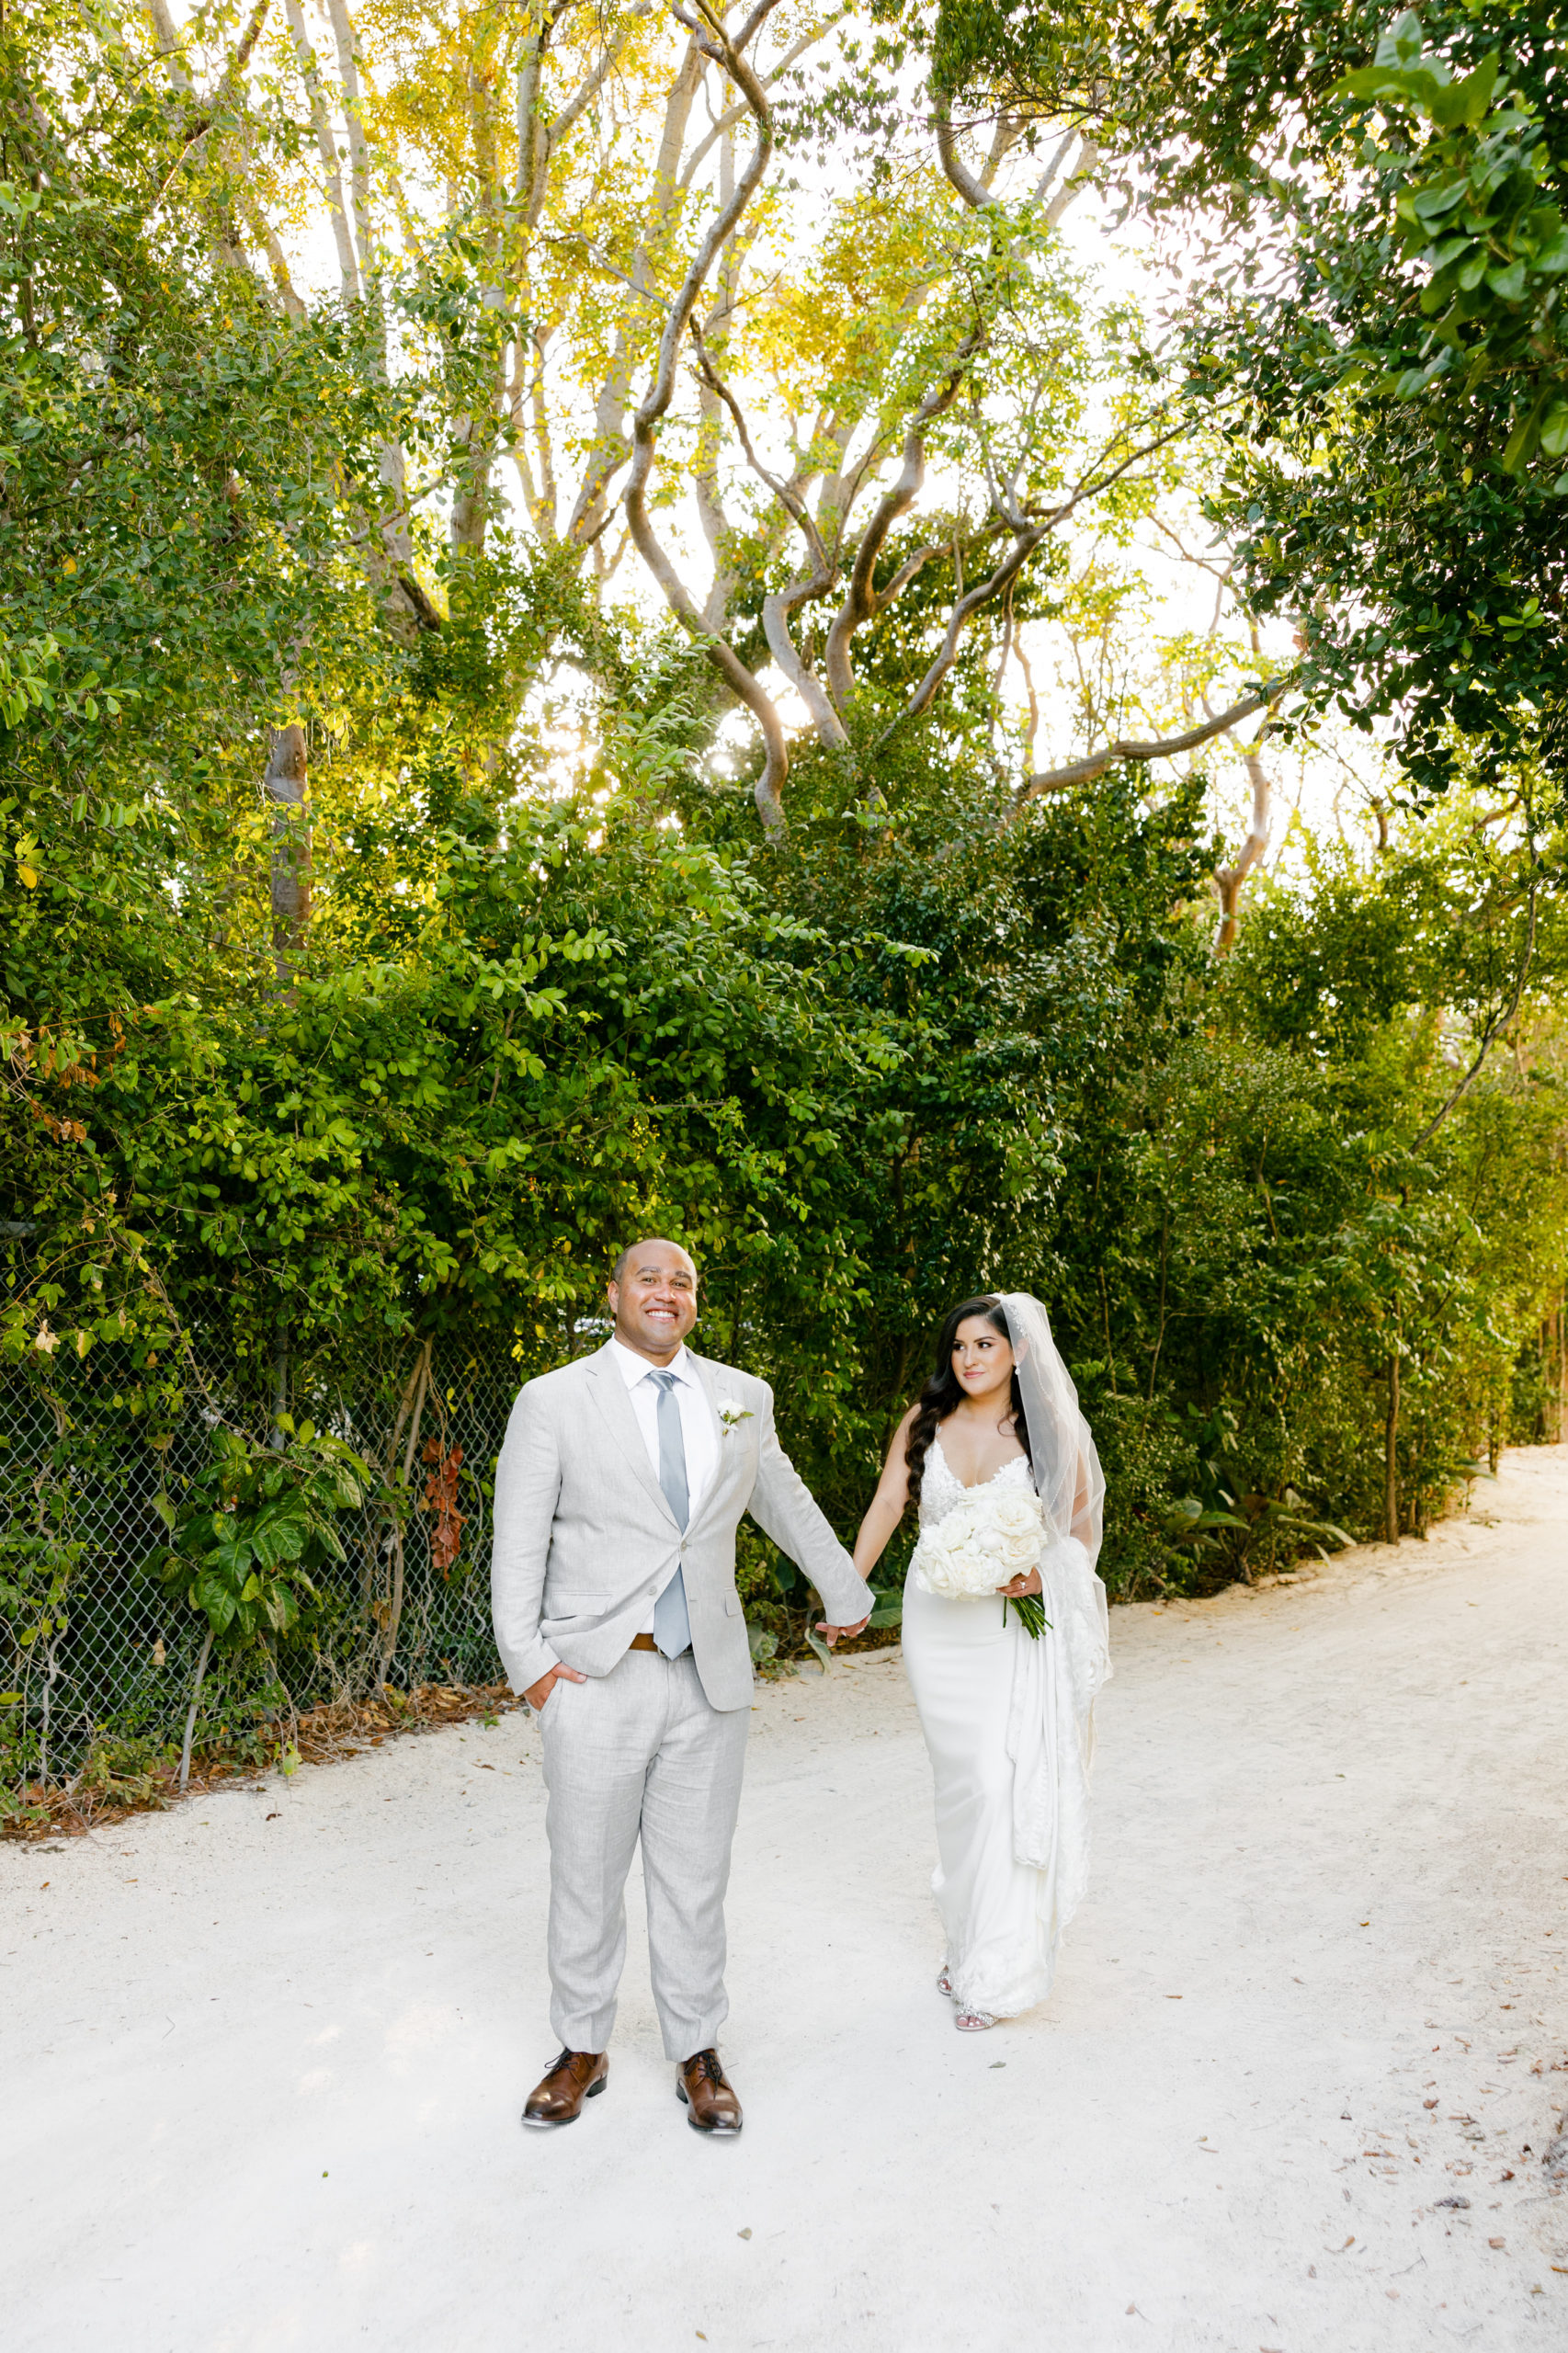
[997,1293,1113,1947]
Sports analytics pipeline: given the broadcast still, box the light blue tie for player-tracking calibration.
[648,1370,692,1659]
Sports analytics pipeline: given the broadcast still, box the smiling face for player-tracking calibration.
[950,1313,1016,1407]
[608,1238,699,1363]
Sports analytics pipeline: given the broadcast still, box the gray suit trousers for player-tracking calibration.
[539,1647,749,2060]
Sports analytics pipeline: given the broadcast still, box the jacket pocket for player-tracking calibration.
[723,1594,743,1617]
[543,1593,611,1619]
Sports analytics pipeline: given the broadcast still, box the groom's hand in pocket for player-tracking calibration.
[524,1663,587,1711]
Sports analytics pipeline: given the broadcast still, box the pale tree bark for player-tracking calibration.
[881,417,1191,746]
[693,124,756,631]
[1015,685,1287,801]
[680,247,1203,815]
[147,0,193,92]
[1212,730,1275,954]
[934,84,1098,225]
[694,329,846,745]
[623,0,790,832]
[450,50,506,557]
[822,347,980,709]
[284,0,360,301]
[506,0,572,539]
[552,14,845,563]
[324,0,372,278]
[146,0,277,216]
[266,722,311,994]
[568,35,706,546]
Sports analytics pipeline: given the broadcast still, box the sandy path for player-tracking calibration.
[5,1448,1567,2352]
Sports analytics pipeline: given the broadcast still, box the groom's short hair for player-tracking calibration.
[608,1236,697,1288]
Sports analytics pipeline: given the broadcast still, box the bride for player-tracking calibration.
[852,1293,1111,2031]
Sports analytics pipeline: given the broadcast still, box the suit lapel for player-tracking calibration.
[685,1353,745,1535]
[584,1347,679,1529]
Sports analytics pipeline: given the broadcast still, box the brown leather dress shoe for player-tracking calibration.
[676,2048,743,2135]
[522,2048,608,2128]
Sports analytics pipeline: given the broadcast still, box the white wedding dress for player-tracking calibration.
[902,1432,1112,2018]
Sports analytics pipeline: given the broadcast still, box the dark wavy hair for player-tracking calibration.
[903,1294,1031,1506]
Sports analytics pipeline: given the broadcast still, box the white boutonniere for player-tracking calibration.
[716,1398,754,1439]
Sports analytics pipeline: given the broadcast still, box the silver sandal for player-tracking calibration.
[936,1963,953,1997]
[954,2006,997,2032]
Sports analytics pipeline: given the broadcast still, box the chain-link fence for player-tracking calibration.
[0,1329,526,1799]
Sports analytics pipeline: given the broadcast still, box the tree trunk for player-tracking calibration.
[266,722,311,991]
[1383,1350,1400,1543]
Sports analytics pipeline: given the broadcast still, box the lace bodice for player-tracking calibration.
[918,1432,1035,1530]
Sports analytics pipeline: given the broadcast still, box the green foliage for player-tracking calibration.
[2,0,1566,1796]
[1335,13,1568,472]
[142,1419,375,1652]
[927,0,1568,789]
[74,1729,174,1807]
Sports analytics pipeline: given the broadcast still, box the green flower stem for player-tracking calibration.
[1003,1595,1052,1640]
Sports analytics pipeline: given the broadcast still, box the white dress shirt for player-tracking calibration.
[609,1338,720,1632]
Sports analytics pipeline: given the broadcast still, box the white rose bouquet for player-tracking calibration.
[909,1485,1053,1638]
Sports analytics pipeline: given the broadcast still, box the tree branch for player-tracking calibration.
[1017,683,1290,801]
[691,325,846,745]
[285,0,358,301]
[624,0,790,833]
[822,338,982,711]
[1212,730,1274,952]
[933,85,993,210]
[147,0,275,216]
[678,17,844,187]
[889,517,1045,733]
[878,416,1198,745]
[567,36,704,545]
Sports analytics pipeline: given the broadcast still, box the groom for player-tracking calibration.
[490,1237,871,2133]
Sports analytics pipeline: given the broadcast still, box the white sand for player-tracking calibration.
[6,1446,1567,2352]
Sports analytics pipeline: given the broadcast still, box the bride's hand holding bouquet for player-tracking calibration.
[908,1484,1053,1639]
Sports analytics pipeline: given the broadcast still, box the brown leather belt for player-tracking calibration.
[629,1632,660,1653]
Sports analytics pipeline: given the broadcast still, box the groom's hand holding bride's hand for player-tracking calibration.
[815,1615,869,1647]
[524,1663,587,1711]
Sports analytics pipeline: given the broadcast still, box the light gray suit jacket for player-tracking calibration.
[490,1343,873,1711]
